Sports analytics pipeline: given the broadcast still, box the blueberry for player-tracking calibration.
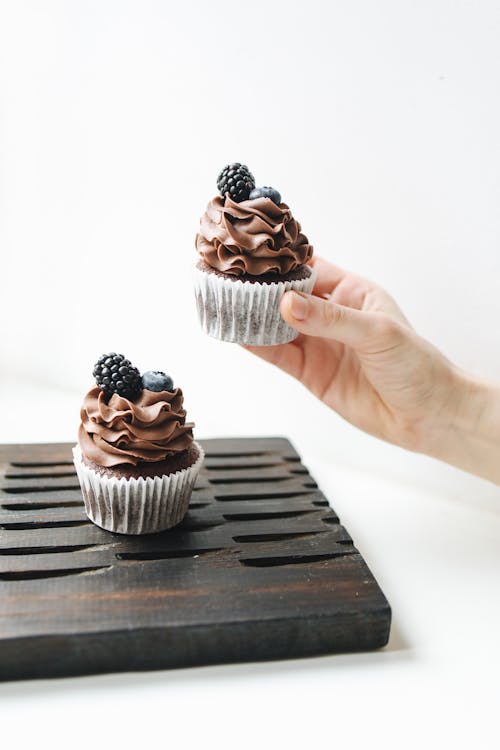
[141,370,174,392]
[249,186,281,205]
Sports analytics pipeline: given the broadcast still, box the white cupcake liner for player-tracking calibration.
[72,442,204,535]
[193,265,317,346]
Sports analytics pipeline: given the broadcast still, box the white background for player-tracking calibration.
[1,0,500,498]
[0,2,499,748]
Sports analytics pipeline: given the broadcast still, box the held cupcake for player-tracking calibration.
[194,163,316,346]
[73,353,204,535]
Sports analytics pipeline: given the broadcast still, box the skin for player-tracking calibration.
[246,256,500,485]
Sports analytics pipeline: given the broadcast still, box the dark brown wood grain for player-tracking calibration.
[0,437,391,680]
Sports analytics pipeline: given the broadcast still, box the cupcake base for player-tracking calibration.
[82,443,200,480]
[193,262,316,346]
[72,442,204,535]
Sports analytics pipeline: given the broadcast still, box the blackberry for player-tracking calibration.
[217,163,255,202]
[93,352,142,400]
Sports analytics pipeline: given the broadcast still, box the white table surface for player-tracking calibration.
[0,378,499,750]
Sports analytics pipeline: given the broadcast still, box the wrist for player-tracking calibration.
[425,368,500,484]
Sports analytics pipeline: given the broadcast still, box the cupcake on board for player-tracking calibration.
[73,353,203,535]
[194,163,315,346]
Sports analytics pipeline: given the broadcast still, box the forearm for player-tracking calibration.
[427,370,500,485]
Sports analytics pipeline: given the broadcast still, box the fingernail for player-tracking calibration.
[289,291,308,321]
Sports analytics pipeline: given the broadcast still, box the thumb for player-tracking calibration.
[280,291,397,350]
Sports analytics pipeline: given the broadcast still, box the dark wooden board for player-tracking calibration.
[0,438,391,680]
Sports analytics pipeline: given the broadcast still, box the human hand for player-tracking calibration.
[246,256,463,457]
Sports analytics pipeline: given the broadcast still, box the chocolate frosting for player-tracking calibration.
[78,386,194,467]
[196,195,313,276]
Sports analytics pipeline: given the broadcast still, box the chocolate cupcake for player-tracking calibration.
[194,163,316,346]
[73,353,204,534]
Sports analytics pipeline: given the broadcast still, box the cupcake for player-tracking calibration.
[194,162,316,346]
[73,353,204,535]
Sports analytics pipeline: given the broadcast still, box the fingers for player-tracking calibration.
[244,339,305,381]
[280,290,401,351]
[312,255,411,326]
[310,256,347,298]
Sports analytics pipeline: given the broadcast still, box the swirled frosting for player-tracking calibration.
[78,386,194,467]
[196,195,313,276]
